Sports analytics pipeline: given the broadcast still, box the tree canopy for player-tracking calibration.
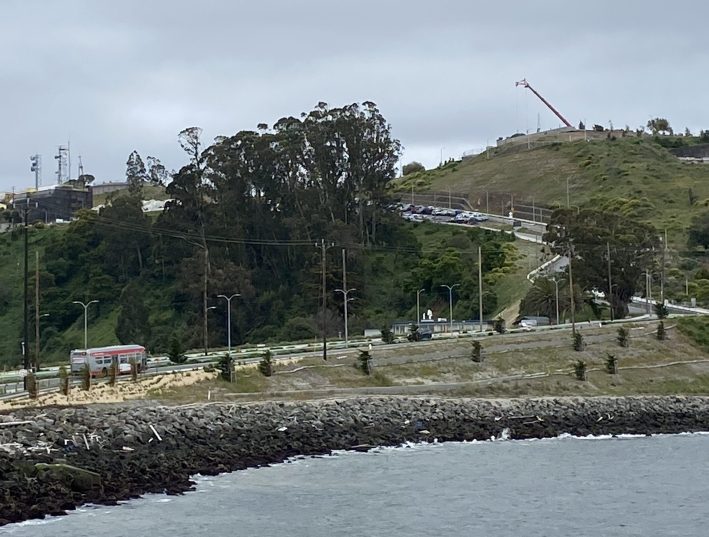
[543,208,660,318]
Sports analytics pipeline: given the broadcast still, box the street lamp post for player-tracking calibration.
[217,294,241,355]
[440,284,460,333]
[334,288,356,348]
[72,300,98,350]
[552,278,562,325]
[416,288,425,324]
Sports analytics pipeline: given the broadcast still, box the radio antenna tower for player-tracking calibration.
[54,145,69,184]
[30,155,41,189]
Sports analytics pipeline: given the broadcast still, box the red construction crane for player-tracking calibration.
[515,78,572,128]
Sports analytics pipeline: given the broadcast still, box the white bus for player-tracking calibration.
[70,345,147,377]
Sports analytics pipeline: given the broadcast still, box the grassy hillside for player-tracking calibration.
[392,137,709,246]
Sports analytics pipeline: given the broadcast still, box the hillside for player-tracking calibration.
[392,137,709,246]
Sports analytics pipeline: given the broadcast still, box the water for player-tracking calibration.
[5,434,709,536]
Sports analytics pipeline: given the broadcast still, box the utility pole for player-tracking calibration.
[661,229,667,305]
[485,191,489,214]
[606,242,613,321]
[203,247,209,356]
[22,203,29,381]
[411,184,414,206]
[553,278,560,325]
[478,245,484,332]
[644,271,651,314]
[568,245,576,336]
[34,251,40,371]
[317,239,334,360]
[566,176,570,208]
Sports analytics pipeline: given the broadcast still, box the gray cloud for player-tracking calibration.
[1,0,707,191]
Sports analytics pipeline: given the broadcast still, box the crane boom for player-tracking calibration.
[515,78,572,128]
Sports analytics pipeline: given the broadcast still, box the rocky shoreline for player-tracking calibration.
[2,395,709,527]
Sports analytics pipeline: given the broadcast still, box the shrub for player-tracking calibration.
[407,324,421,342]
[617,327,629,347]
[129,358,138,381]
[358,350,373,375]
[573,360,587,381]
[258,351,273,377]
[573,332,585,351]
[657,321,667,341]
[471,341,483,362]
[605,353,618,374]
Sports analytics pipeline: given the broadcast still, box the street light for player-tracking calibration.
[72,300,98,350]
[416,288,426,324]
[440,284,460,332]
[551,278,563,325]
[205,306,217,355]
[217,294,241,356]
[334,288,356,348]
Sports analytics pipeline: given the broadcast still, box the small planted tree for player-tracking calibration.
[381,326,395,344]
[258,351,273,377]
[108,362,118,387]
[219,355,235,382]
[129,358,138,381]
[407,324,421,342]
[26,372,38,399]
[58,365,69,396]
[573,332,585,351]
[657,321,667,341]
[358,350,373,375]
[471,341,483,363]
[493,317,506,334]
[617,327,629,348]
[574,360,587,381]
[81,364,91,391]
[167,335,187,364]
[605,353,618,374]
[654,303,669,320]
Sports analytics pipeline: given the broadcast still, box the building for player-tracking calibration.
[11,184,93,222]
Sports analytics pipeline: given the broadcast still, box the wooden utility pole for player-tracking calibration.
[478,245,484,332]
[318,239,330,360]
[606,242,613,321]
[35,251,40,371]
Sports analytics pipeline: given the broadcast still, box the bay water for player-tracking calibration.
[5,433,709,536]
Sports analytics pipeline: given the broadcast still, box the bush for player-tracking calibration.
[657,321,667,341]
[407,324,421,342]
[574,360,587,381]
[258,351,273,377]
[402,161,425,176]
[358,350,373,375]
[573,332,585,351]
[605,353,618,374]
[617,327,629,347]
[129,358,138,381]
[471,341,483,362]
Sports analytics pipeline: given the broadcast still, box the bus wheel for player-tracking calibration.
[101,368,108,378]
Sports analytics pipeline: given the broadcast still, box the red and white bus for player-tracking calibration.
[70,345,147,377]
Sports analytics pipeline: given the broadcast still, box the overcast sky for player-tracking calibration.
[1,0,707,192]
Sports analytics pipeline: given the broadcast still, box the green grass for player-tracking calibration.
[391,138,709,248]
[676,316,709,352]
